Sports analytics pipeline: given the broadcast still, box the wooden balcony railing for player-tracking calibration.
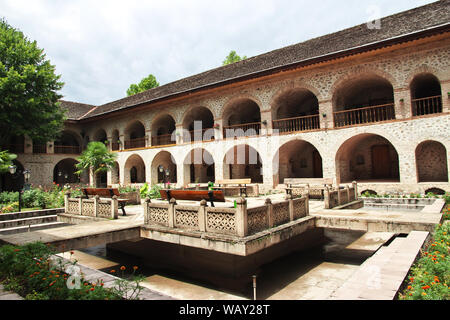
[111,142,120,151]
[7,144,24,153]
[334,103,395,128]
[183,128,215,143]
[223,122,261,139]
[151,134,175,147]
[33,144,47,154]
[54,145,81,154]
[412,95,442,117]
[124,137,146,150]
[273,114,320,134]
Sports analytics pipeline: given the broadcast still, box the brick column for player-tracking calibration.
[318,100,334,129]
[260,109,272,136]
[394,88,412,119]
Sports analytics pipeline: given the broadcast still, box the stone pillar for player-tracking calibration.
[318,100,334,130]
[47,141,54,154]
[94,195,99,217]
[346,185,351,203]
[352,181,358,199]
[214,119,224,140]
[24,136,32,154]
[64,191,71,213]
[111,195,118,219]
[144,198,150,225]
[305,193,310,216]
[337,185,342,206]
[168,198,176,228]
[175,124,183,145]
[119,135,125,151]
[260,110,272,136]
[78,198,83,216]
[198,200,207,232]
[441,82,450,113]
[286,194,294,222]
[324,185,330,209]
[265,198,274,228]
[394,88,412,119]
[235,197,248,237]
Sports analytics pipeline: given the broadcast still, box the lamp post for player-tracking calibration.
[8,165,31,212]
[165,168,170,189]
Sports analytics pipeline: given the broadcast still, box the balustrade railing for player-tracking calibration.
[183,128,215,143]
[124,137,146,149]
[54,145,81,154]
[272,114,320,134]
[334,103,395,128]
[151,134,175,147]
[412,95,442,117]
[33,144,47,154]
[223,122,261,139]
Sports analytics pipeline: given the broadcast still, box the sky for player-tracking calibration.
[0,0,437,106]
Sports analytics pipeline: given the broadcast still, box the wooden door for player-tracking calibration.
[371,145,390,179]
[313,151,323,178]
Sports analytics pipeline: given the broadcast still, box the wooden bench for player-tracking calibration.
[159,189,226,207]
[82,188,129,216]
[214,179,251,197]
[284,178,333,200]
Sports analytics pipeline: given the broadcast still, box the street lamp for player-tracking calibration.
[8,165,31,212]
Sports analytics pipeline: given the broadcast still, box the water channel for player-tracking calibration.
[75,228,369,300]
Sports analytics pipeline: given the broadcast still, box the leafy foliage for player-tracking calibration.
[75,142,117,186]
[0,19,65,146]
[222,50,247,65]
[140,183,162,199]
[0,150,17,173]
[126,74,159,96]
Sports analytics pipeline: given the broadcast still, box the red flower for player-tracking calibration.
[422,285,430,290]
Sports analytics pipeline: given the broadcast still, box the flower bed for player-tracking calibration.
[0,242,143,300]
[398,205,450,300]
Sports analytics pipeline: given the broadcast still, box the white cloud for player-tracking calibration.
[0,0,436,105]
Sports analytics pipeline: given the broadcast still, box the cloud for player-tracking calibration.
[0,0,435,105]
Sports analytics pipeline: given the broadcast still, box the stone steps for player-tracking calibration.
[0,208,70,236]
[329,231,429,300]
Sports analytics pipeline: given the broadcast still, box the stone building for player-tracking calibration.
[3,0,450,195]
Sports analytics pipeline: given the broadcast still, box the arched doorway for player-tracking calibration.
[222,99,262,139]
[183,149,215,184]
[336,134,400,183]
[416,141,448,182]
[182,107,215,142]
[54,131,82,154]
[124,155,146,184]
[124,121,146,149]
[151,114,176,147]
[151,151,177,185]
[333,74,395,127]
[410,73,442,116]
[53,159,80,185]
[223,145,263,183]
[272,89,320,133]
[274,140,323,186]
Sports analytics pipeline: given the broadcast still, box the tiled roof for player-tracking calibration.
[59,100,96,120]
[80,0,450,120]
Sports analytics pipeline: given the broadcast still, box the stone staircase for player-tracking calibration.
[0,209,70,236]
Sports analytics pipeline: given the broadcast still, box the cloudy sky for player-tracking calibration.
[0,0,436,106]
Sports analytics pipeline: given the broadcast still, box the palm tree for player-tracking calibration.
[75,142,117,187]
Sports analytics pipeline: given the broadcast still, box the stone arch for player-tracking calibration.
[409,72,443,116]
[151,113,176,146]
[54,131,82,154]
[124,154,146,184]
[222,97,262,139]
[405,65,445,87]
[151,151,177,185]
[183,148,216,184]
[335,133,400,184]
[332,72,395,113]
[93,129,107,143]
[272,139,323,186]
[124,121,146,149]
[416,140,448,183]
[223,144,263,183]
[181,106,215,142]
[53,158,80,185]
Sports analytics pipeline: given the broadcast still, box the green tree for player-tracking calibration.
[0,19,66,147]
[75,142,117,187]
[0,150,17,174]
[222,50,247,66]
[126,74,159,96]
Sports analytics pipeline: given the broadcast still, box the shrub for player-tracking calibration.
[140,183,162,199]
